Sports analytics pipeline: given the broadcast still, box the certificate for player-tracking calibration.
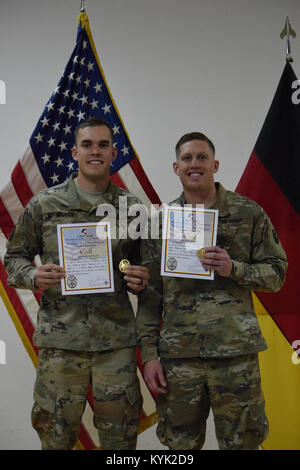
[57,222,114,295]
[161,205,218,280]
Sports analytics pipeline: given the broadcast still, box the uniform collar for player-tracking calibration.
[174,182,230,217]
[211,183,230,217]
[66,173,117,211]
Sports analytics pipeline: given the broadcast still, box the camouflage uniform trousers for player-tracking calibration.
[31,347,142,450]
[156,353,269,450]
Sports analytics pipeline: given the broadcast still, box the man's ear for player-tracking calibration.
[72,146,78,161]
[173,161,179,175]
[112,146,118,161]
[213,159,219,174]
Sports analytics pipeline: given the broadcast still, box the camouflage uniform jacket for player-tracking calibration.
[137,183,288,361]
[4,174,142,352]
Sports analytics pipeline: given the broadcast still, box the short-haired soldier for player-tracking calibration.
[137,132,287,450]
[5,117,149,450]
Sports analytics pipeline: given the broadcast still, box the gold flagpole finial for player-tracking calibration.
[280,17,296,62]
[80,0,87,12]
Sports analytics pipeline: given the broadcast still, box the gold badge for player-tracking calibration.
[119,259,130,273]
[197,248,206,259]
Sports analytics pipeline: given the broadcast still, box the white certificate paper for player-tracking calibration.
[57,222,114,295]
[161,206,219,280]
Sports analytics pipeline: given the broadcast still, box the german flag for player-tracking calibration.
[236,62,300,449]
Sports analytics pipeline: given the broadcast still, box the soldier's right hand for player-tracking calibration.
[34,264,65,290]
[144,360,168,395]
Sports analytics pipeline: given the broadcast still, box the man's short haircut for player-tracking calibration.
[175,132,215,159]
[74,117,114,145]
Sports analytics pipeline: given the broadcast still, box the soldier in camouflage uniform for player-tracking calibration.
[137,132,287,450]
[4,117,149,450]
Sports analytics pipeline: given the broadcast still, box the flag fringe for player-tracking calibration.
[138,411,158,434]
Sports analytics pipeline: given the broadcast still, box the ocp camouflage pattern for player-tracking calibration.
[31,347,142,450]
[156,354,268,449]
[4,174,143,352]
[137,183,288,361]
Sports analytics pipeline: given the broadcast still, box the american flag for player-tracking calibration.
[0,12,160,449]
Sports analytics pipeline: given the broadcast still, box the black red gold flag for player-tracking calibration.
[236,62,300,449]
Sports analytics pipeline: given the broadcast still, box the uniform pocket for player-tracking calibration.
[246,402,269,446]
[125,379,142,406]
[33,350,57,414]
[94,379,142,450]
[33,388,56,414]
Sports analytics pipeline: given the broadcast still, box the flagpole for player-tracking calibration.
[280,17,296,63]
[80,0,87,12]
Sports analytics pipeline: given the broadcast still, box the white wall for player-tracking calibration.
[0,0,299,450]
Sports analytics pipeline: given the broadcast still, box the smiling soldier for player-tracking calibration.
[137,131,287,450]
[4,117,149,450]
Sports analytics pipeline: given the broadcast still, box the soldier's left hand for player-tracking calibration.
[201,246,232,277]
[124,265,149,292]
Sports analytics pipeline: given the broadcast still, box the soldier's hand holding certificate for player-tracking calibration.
[161,205,218,280]
[57,222,114,295]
